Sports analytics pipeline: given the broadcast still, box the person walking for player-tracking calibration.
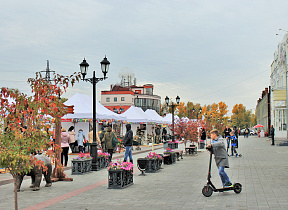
[103,126,115,162]
[270,125,275,145]
[88,129,100,152]
[244,127,250,138]
[77,129,85,153]
[99,127,106,151]
[155,125,161,144]
[223,126,232,151]
[68,126,76,153]
[61,128,70,167]
[206,129,232,188]
[200,127,206,149]
[233,126,239,148]
[123,124,133,163]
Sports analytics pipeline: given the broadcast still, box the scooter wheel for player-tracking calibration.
[233,183,242,194]
[202,185,213,197]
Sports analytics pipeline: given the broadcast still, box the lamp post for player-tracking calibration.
[79,56,110,171]
[165,95,180,142]
[113,107,124,114]
[192,107,202,119]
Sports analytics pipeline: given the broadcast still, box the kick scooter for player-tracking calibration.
[202,147,242,197]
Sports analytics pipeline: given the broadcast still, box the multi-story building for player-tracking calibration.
[101,75,161,114]
[256,87,271,134]
[270,33,288,137]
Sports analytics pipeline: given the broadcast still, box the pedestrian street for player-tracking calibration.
[0,136,288,209]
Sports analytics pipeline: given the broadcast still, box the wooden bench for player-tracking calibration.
[174,150,183,161]
[185,145,197,155]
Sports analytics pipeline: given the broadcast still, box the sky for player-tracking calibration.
[1,0,288,115]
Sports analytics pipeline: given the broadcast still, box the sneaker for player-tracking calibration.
[224,182,233,188]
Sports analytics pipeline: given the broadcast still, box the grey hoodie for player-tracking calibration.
[211,136,229,168]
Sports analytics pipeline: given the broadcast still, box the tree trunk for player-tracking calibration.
[13,175,18,210]
[51,116,73,181]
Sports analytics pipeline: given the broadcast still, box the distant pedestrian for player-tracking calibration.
[155,125,161,144]
[206,129,232,188]
[233,126,239,148]
[270,125,275,145]
[99,127,106,151]
[88,129,100,152]
[123,124,133,164]
[68,126,76,153]
[162,127,167,142]
[61,128,70,167]
[244,127,249,138]
[200,127,206,149]
[224,126,232,151]
[103,126,115,162]
[77,129,85,153]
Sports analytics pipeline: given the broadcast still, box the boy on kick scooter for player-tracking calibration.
[206,129,232,188]
[226,131,240,157]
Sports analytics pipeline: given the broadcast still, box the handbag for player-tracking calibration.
[112,133,118,148]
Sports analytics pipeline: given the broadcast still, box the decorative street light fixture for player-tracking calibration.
[192,107,202,119]
[79,56,110,171]
[165,95,180,142]
[113,107,124,114]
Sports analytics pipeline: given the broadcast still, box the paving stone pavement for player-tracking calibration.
[1,136,288,210]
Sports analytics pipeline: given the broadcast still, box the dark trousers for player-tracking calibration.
[231,146,237,156]
[69,143,75,153]
[61,147,69,166]
[107,149,113,162]
[272,136,275,145]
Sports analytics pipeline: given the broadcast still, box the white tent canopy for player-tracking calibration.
[119,106,149,123]
[63,93,125,120]
[162,113,179,124]
[145,109,165,124]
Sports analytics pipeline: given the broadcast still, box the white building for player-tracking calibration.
[101,75,161,114]
[270,33,288,138]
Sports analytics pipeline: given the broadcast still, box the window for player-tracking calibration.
[114,97,117,102]
[121,97,125,101]
[146,88,153,95]
[106,97,110,102]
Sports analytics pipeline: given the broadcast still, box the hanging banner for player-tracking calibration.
[61,119,72,122]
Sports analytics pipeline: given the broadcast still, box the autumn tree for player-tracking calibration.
[176,102,186,118]
[231,104,251,129]
[0,72,80,210]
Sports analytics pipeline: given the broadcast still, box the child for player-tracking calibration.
[227,131,238,157]
[207,129,232,188]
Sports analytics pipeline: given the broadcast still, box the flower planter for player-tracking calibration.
[71,159,92,175]
[145,159,162,173]
[163,152,176,164]
[108,169,133,189]
[98,156,109,169]
[168,142,178,149]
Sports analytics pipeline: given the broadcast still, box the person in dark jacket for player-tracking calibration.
[103,126,115,162]
[224,126,232,151]
[207,129,232,188]
[270,125,275,145]
[123,124,133,163]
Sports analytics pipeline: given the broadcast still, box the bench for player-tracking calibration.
[185,145,197,155]
[174,150,183,161]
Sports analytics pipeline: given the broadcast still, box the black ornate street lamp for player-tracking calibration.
[165,95,180,142]
[192,107,202,119]
[113,107,124,114]
[79,56,110,171]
